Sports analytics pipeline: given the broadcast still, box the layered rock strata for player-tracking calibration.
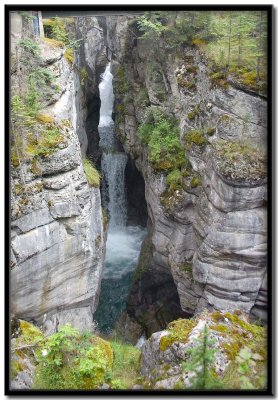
[10,15,106,333]
[109,15,268,325]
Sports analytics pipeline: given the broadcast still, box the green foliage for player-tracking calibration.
[11,88,65,167]
[182,325,224,389]
[25,76,40,117]
[19,11,35,21]
[110,340,141,389]
[214,139,267,181]
[137,15,167,38]
[185,130,208,147]
[235,347,256,389]
[137,11,267,92]
[135,87,150,108]
[19,39,40,57]
[33,324,113,390]
[83,158,101,187]
[29,67,55,86]
[114,66,131,95]
[43,16,81,66]
[50,17,69,45]
[166,169,182,191]
[138,107,184,171]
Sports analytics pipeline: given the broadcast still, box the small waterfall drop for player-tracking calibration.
[98,63,127,230]
[94,63,146,333]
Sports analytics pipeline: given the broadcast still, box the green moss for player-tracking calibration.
[114,66,131,95]
[19,320,44,343]
[187,105,200,120]
[65,48,74,64]
[102,207,108,230]
[135,87,150,108]
[211,310,225,323]
[11,359,25,378]
[185,130,207,146]
[187,111,196,120]
[166,169,182,191]
[14,184,25,196]
[206,127,216,136]
[214,139,267,181]
[36,113,55,124]
[190,175,201,188]
[30,159,42,175]
[34,326,114,390]
[210,324,230,334]
[209,71,229,89]
[43,37,64,48]
[83,158,101,187]
[160,318,197,351]
[211,312,267,362]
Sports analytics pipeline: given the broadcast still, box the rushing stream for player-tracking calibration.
[94,63,146,333]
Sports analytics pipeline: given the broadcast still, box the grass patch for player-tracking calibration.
[110,340,141,389]
[83,158,101,187]
[214,139,267,182]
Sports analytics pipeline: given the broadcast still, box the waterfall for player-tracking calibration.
[95,63,146,333]
[98,63,127,230]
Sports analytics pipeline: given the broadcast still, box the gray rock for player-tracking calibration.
[10,34,105,332]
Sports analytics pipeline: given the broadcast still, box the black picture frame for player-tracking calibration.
[5,4,274,396]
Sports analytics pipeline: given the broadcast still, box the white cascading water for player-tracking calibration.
[95,63,146,332]
[99,63,127,229]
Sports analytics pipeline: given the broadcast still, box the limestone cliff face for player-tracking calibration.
[10,15,105,333]
[109,16,268,325]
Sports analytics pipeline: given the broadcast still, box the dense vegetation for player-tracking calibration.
[11,34,65,170]
[11,314,266,390]
[137,10,268,92]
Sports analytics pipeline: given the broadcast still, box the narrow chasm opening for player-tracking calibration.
[125,157,148,227]
[85,92,101,166]
[93,63,147,334]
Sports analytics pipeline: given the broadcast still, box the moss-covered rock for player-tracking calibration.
[141,311,267,390]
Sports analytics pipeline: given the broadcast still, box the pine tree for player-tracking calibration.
[182,325,224,389]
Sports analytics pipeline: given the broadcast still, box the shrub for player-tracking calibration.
[135,87,150,108]
[33,324,113,390]
[166,169,182,191]
[138,107,185,171]
[185,130,207,146]
[182,325,224,389]
[19,39,40,57]
[83,158,101,187]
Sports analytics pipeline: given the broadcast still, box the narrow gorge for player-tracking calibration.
[9,9,269,392]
